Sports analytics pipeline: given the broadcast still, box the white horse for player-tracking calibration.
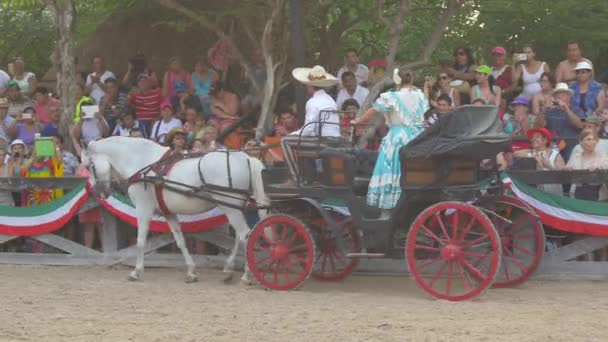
[81,136,269,283]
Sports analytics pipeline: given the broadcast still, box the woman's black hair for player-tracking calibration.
[453,47,475,68]
[341,99,360,111]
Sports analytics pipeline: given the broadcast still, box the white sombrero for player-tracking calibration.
[292,65,339,88]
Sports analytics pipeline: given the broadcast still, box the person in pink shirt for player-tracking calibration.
[162,57,193,100]
[33,86,60,125]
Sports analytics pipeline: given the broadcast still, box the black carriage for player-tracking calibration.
[247,106,546,301]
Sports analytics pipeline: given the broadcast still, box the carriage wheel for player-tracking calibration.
[309,210,361,281]
[406,202,502,301]
[247,215,315,291]
[488,196,545,288]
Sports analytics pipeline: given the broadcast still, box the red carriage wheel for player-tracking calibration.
[247,215,315,291]
[309,210,361,281]
[406,202,502,301]
[488,196,545,288]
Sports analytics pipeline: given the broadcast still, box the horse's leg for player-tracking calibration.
[129,212,151,281]
[220,206,251,284]
[165,215,198,283]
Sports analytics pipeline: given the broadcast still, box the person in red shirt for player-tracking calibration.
[130,74,162,136]
[490,46,513,92]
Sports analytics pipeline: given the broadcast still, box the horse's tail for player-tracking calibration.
[248,157,270,218]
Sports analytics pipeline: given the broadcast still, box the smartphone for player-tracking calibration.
[7,63,14,75]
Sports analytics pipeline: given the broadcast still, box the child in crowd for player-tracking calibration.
[599,108,608,139]
[150,101,182,143]
[112,110,144,137]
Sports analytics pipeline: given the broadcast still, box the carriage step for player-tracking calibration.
[346,253,385,258]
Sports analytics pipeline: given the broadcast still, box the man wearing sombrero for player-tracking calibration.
[280,65,341,186]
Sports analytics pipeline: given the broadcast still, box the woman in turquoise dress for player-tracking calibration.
[351,68,429,216]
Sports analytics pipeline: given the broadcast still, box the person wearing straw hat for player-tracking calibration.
[279,65,341,186]
[165,127,188,154]
[351,67,428,216]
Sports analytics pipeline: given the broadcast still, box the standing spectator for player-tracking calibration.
[193,58,218,114]
[21,147,64,207]
[210,81,240,126]
[241,49,266,116]
[512,45,551,99]
[491,46,513,91]
[556,41,594,84]
[98,78,128,131]
[129,74,162,136]
[75,163,104,249]
[0,98,15,146]
[471,65,502,106]
[532,72,556,116]
[337,48,369,86]
[424,94,452,130]
[442,47,476,104]
[10,58,37,96]
[121,53,158,90]
[171,81,203,118]
[567,129,608,201]
[5,81,34,118]
[0,65,9,95]
[0,147,14,206]
[536,83,584,160]
[73,83,94,124]
[112,111,143,137]
[569,61,602,117]
[51,135,78,176]
[41,103,62,137]
[336,71,369,109]
[33,87,60,125]
[7,107,41,149]
[427,73,460,108]
[162,56,193,100]
[273,108,300,137]
[85,56,116,105]
[71,107,110,157]
[150,101,182,144]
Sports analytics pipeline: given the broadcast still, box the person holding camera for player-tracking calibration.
[511,45,551,99]
[122,54,158,90]
[85,56,116,105]
[7,107,41,149]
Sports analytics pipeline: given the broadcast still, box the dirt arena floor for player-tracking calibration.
[0,265,607,342]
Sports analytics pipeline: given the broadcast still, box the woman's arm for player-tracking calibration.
[494,86,502,106]
[452,89,461,107]
[7,119,18,139]
[351,107,380,125]
[162,71,170,98]
[532,94,541,116]
[543,62,551,73]
[448,65,476,81]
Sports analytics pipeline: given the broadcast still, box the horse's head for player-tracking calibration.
[81,145,112,195]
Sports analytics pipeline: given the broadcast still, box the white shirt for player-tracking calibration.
[85,70,116,104]
[112,120,142,137]
[336,85,370,109]
[337,64,369,85]
[290,89,340,137]
[150,118,183,143]
[0,70,10,93]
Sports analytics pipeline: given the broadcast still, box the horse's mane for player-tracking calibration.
[89,136,166,155]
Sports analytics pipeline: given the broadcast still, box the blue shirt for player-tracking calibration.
[544,106,584,160]
[41,123,60,137]
[570,80,602,116]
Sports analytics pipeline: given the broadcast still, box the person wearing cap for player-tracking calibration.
[5,80,34,118]
[471,65,501,106]
[504,96,536,144]
[569,61,602,116]
[556,41,594,84]
[7,139,28,178]
[279,65,341,186]
[85,56,116,105]
[351,67,428,215]
[512,45,550,99]
[0,98,15,145]
[536,82,584,160]
[490,46,513,91]
[150,101,182,143]
[165,127,188,154]
[130,73,162,136]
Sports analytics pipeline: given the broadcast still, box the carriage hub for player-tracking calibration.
[271,244,290,261]
[441,244,463,261]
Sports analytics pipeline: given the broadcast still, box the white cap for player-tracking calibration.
[574,61,593,71]
[10,139,25,147]
[553,82,573,95]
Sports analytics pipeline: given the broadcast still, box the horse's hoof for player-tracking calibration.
[128,273,140,282]
[240,278,253,286]
[185,274,198,283]
[222,272,235,283]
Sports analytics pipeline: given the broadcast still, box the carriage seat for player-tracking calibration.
[318,147,378,194]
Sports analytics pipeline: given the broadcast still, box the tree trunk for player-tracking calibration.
[45,0,77,153]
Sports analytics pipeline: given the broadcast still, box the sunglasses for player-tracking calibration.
[439,76,449,80]
[576,70,591,74]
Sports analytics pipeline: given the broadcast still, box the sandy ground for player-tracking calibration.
[0,265,607,342]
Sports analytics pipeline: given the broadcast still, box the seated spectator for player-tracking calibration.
[441,47,476,104]
[532,72,555,116]
[51,134,78,176]
[337,48,369,86]
[7,139,28,178]
[423,94,452,129]
[210,81,239,125]
[162,56,193,100]
[513,128,565,195]
[7,107,41,149]
[490,46,513,92]
[0,98,15,146]
[122,53,158,90]
[471,65,501,106]
[0,66,9,96]
[336,71,369,109]
[427,73,460,108]
[599,108,608,139]
[536,83,584,160]
[273,108,300,137]
[192,58,218,113]
[503,96,536,146]
[165,128,188,154]
[71,107,110,157]
[112,111,144,137]
[338,99,360,141]
[182,107,203,145]
[566,129,608,201]
[10,58,37,96]
[5,81,34,118]
[99,77,128,131]
[570,114,608,156]
[33,86,60,125]
[191,138,205,153]
[21,146,64,207]
[41,102,62,137]
[569,61,602,117]
[85,56,116,105]
[129,74,162,136]
[129,127,145,138]
[171,81,203,118]
[0,147,14,206]
[200,124,225,153]
[150,101,182,144]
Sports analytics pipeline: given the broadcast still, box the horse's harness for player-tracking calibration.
[125,150,255,214]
